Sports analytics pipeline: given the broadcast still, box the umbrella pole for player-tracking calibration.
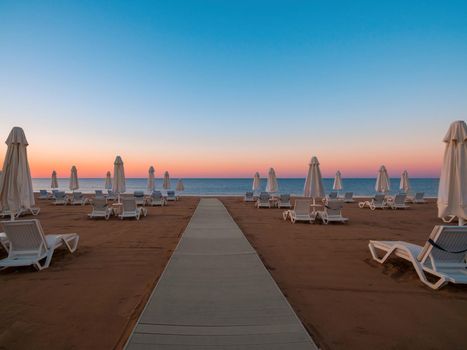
[459,218,465,226]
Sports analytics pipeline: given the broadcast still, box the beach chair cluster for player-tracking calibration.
[248,192,292,209]
[283,199,349,224]
[0,219,79,271]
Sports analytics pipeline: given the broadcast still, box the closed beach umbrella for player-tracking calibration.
[375,166,390,193]
[252,172,261,192]
[304,156,325,200]
[51,170,58,189]
[176,179,185,192]
[400,170,410,194]
[0,127,35,217]
[104,171,112,190]
[333,170,343,191]
[69,166,79,192]
[266,168,279,193]
[163,171,171,189]
[112,156,126,198]
[437,120,467,225]
[147,166,155,192]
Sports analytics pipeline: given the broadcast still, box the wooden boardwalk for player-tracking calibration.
[125,198,317,349]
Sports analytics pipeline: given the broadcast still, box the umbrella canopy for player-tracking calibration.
[252,172,261,192]
[104,171,112,190]
[147,166,155,192]
[333,170,343,191]
[0,127,35,214]
[304,156,325,198]
[437,120,467,225]
[69,166,79,191]
[112,156,126,194]
[400,170,410,193]
[375,165,390,193]
[51,170,58,189]
[163,171,171,189]
[176,179,185,192]
[266,168,279,193]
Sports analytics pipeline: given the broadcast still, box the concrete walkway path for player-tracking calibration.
[125,198,318,349]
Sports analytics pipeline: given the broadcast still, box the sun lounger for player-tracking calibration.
[390,193,410,209]
[94,189,105,198]
[244,191,255,202]
[283,199,315,223]
[359,194,387,210]
[134,191,146,206]
[53,191,68,205]
[328,192,338,199]
[343,192,354,203]
[149,191,166,206]
[0,206,41,219]
[369,225,467,289]
[88,198,113,220]
[277,194,292,208]
[317,200,348,224]
[70,192,89,206]
[107,190,117,201]
[0,219,79,271]
[166,190,177,201]
[255,192,271,208]
[39,190,50,200]
[408,192,426,204]
[51,189,59,199]
[119,197,147,220]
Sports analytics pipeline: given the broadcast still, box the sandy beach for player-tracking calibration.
[0,196,199,349]
[221,197,467,350]
[0,196,466,349]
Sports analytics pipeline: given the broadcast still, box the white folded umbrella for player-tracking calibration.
[69,166,79,192]
[400,170,410,194]
[437,120,467,225]
[176,179,185,192]
[266,168,279,193]
[163,171,171,189]
[252,172,261,192]
[375,165,390,193]
[304,156,325,201]
[112,156,126,200]
[0,127,35,217]
[147,166,155,192]
[104,171,112,190]
[333,170,343,191]
[51,170,58,189]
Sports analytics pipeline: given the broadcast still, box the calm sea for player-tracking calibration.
[32,178,440,197]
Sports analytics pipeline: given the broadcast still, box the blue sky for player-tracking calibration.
[1,1,466,177]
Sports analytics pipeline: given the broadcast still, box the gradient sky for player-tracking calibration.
[1,0,466,178]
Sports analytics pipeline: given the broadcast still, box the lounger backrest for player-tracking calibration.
[245,192,253,198]
[394,194,407,205]
[40,190,47,195]
[93,198,107,210]
[415,192,425,200]
[326,200,344,216]
[329,192,338,199]
[259,193,270,201]
[151,191,162,200]
[73,192,82,200]
[2,219,48,252]
[294,199,311,215]
[134,191,144,198]
[55,191,66,200]
[280,194,290,202]
[95,190,103,195]
[122,197,137,212]
[418,226,467,266]
[167,191,175,197]
[344,192,353,199]
[374,194,385,204]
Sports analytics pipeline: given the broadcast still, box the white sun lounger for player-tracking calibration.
[149,191,166,206]
[0,219,79,271]
[277,194,292,208]
[107,190,117,201]
[359,194,387,210]
[0,206,41,219]
[39,190,50,200]
[343,192,354,203]
[408,192,427,204]
[390,193,410,209]
[244,191,255,202]
[317,200,349,224]
[166,190,177,201]
[70,192,89,206]
[88,198,113,220]
[53,191,68,205]
[369,225,467,289]
[283,199,315,223]
[134,191,146,206]
[328,192,338,200]
[119,197,147,220]
[255,192,271,208]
